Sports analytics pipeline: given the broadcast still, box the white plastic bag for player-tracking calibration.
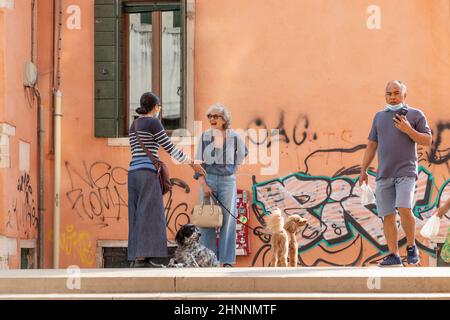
[360,183,376,205]
[420,214,441,239]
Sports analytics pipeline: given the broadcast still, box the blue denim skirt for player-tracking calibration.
[127,169,167,261]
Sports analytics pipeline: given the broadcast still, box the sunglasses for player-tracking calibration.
[207,114,222,120]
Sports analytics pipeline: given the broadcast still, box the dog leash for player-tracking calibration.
[209,192,258,232]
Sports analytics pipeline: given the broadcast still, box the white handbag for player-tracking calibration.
[191,196,223,228]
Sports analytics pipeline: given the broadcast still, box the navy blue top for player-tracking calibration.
[368,105,431,180]
[194,129,248,178]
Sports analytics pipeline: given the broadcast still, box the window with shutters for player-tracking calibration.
[95,0,192,138]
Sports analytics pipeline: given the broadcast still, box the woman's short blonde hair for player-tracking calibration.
[206,103,232,129]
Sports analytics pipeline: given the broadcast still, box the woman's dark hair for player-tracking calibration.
[136,92,161,115]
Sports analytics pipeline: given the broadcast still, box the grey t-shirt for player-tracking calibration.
[368,105,431,180]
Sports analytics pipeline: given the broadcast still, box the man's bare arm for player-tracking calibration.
[405,128,432,146]
[358,140,378,185]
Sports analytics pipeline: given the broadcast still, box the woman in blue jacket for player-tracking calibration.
[194,103,248,267]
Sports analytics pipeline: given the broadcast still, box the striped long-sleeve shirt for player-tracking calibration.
[129,117,189,173]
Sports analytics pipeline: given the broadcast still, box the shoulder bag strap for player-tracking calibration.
[200,132,205,161]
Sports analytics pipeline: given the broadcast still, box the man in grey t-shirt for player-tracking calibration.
[359,80,432,267]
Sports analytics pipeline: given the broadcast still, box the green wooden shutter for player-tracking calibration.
[94,0,122,137]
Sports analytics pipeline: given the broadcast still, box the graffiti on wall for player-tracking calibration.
[65,161,193,234]
[427,121,450,171]
[246,111,359,149]
[60,224,95,266]
[165,178,192,236]
[65,161,128,228]
[47,224,95,266]
[303,144,370,176]
[252,166,450,266]
[61,116,447,267]
[246,112,318,148]
[6,172,38,237]
[245,114,450,266]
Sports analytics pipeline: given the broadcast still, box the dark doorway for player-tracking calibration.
[102,246,177,268]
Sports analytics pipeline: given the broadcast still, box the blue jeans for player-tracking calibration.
[199,173,237,265]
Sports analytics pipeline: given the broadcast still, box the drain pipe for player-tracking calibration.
[38,93,45,269]
[53,0,63,269]
[30,0,45,269]
[53,90,61,269]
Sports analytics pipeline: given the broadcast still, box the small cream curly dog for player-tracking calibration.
[284,214,307,267]
[265,208,288,267]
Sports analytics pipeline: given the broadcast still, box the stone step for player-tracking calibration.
[1,293,450,300]
[0,267,449,296]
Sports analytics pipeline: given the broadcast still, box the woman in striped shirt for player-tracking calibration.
[128,92,205,268]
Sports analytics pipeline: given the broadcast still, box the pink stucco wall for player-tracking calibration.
[0,0,449,268]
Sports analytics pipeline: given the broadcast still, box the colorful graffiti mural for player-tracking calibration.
[252,166,450,266]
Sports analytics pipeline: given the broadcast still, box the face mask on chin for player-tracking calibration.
[386,103,403,111]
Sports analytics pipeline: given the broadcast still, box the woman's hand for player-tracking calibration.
[190,162,206,176]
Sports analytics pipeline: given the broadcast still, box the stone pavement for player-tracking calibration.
[0,267,449,300]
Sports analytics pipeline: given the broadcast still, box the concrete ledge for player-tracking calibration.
[0,267,449,295]
[0,269,175,294]
[1,292,450,300]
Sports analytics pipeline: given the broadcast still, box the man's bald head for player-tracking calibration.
[385,80,407,105]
